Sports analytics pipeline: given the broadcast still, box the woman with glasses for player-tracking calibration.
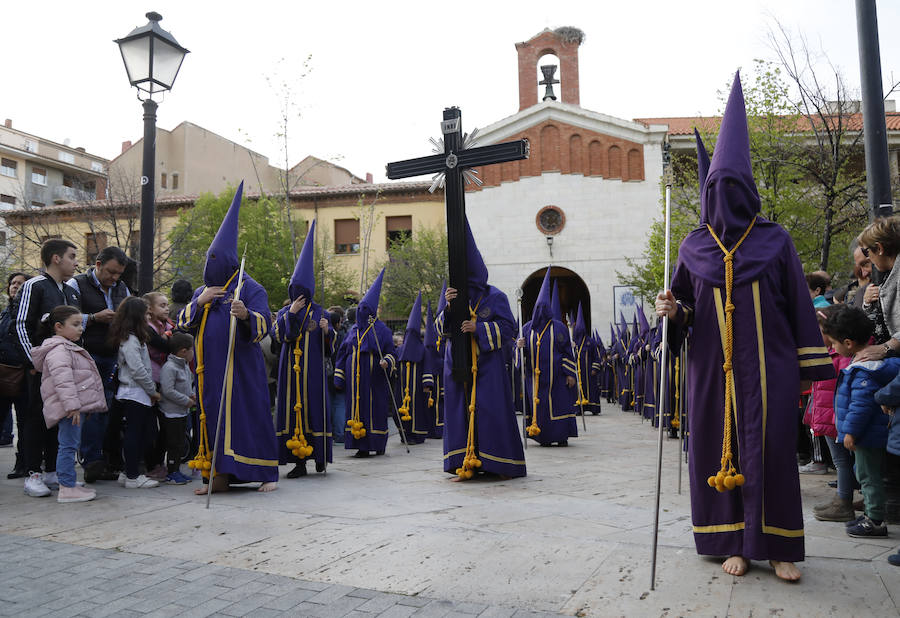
[856,217,900,360]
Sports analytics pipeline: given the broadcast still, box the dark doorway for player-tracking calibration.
[520,266,590,330]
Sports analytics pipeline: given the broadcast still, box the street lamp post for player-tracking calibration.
[115,12,188,294]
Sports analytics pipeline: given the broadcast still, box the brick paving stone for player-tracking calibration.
[219,581,273,602]
[347,587,381,599]
[396,596,432,608]
[306,583,358,605]
[358,593,414,613]
[142,604,191,618]
[0,535,565,618]
[260,588,318,611]
[377,605,419,618]
[44,600,102,618]
[447,602,488,614]
[179,597,233,618]
[412,600,456,618]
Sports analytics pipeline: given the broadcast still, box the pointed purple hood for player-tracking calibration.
[424,300,438,350]
[573,302,587,342]
[203,182,243,286]
[531,268,553,329]
[399,291,423,362]
[464,218,489,296]
[637,307,650,339]
[289,220,316,301]
[436,278,447,318]
[704,71,760,246]
[357,268,385,329]
[694,128,711,224]
[551,280,563,322]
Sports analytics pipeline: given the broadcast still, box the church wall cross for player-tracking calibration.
[386,107,529,383]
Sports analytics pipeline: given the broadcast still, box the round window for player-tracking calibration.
[536,205,565,235]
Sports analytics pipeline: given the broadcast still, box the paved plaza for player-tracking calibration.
[1,408,899,617]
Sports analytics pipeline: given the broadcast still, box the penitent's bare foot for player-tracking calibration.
[722,555,749,576]
[194,474,229,495]
[258,482,278,492]
[770,560,801,582]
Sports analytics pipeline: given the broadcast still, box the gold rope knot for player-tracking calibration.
[705,217,757,492]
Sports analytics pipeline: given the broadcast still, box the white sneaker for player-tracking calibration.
[117,472,127,486]
[799,461,828,475]
[24,472,51,497]
[124,474,159,489]
[42,471,59,489]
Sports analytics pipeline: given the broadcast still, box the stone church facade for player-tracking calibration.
[465,28,666,332]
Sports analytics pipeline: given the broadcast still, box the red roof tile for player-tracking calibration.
[635,113,900,135]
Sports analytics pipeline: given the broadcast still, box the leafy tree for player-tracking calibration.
[620,55,871,297]
[168,186,298,309]
[380,224,448,320]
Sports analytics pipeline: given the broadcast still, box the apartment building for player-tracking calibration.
[107,121,364,200]
[0,118,109,267]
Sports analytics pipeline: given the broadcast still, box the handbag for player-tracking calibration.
[0,363,24,397]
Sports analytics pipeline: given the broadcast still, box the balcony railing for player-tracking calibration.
[52,185,95,204]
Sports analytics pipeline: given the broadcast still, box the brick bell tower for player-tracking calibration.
[515,27,584,111]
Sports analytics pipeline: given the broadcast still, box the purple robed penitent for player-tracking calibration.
[422,299,444,438]
[668,74,833,563]
[398,292,428,443]
[573,304,598,413]
[334,269,397,454]
[178,182,278,483]
[440,220,525,477]
[521,270,578,445]
[273,220,334,469]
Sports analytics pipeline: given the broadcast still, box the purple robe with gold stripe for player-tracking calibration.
[177,275,278,483]
[669,222,833,562]
[272,302,334,468]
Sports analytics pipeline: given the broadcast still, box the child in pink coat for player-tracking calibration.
[810,306,855,521]
[31,305,107,503]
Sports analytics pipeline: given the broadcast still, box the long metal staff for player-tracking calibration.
[650,174,673,590]
[321,326,328,475]
[515,289,528,450]
[207,251,247,510]
[368,316,411,453]
[677,344,685,495]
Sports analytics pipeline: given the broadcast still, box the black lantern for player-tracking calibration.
[115,12,189,99]
[115,12,188,295]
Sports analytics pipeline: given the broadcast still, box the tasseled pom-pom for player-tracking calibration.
[347,419,354,427]
[724,475,736,490]
[203,461,212,470]
[707,476,716,488]
[734,474,745,486]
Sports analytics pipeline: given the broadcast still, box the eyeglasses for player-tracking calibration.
[861,246,873,257]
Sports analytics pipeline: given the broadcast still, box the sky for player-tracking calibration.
[5,1,899,183]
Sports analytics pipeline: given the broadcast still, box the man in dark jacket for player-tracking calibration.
[67,246,129,481]
[14,239,80,497]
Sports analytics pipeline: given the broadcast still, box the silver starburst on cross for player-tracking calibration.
[427,128,484,193]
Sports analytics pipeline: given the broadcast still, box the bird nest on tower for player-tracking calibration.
[554,26,585,46]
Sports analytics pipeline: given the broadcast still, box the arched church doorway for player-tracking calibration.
[520,266,590,330]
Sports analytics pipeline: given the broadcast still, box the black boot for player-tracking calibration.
[353,450,370,458]
[315,461,325,473]
[286,462,307,478]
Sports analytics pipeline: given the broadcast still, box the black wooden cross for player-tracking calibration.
[386,107,529,383]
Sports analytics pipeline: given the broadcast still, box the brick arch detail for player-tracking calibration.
[627,148,644,181]
[607,145,623,179]
[569,134,583,174]
[466,120,645,190]
[540,125,561,171]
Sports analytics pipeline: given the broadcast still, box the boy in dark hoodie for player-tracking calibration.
[823,305,900,539]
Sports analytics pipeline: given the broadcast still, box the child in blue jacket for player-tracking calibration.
[823,305,900,539]
[874,352,900,566]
